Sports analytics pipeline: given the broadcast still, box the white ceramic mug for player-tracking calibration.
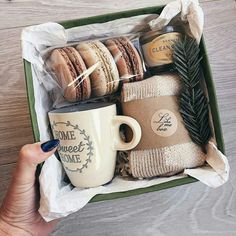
[48,103,141,188]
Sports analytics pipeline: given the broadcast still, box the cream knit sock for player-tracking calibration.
[121,74,206,178]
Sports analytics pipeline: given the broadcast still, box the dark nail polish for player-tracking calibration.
[41,139,60,152]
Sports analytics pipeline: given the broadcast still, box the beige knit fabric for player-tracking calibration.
[121,74,206,178]
[122,74,181,102]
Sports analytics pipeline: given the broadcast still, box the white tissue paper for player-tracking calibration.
[149,0,204,43]
[21,0,229,222]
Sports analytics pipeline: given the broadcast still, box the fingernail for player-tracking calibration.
[41,139,60,152]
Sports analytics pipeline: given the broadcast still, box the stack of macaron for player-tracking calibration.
[48,36,144,102]
[76,40,120,97]
[105,36,143,83]
[49,47,91,102]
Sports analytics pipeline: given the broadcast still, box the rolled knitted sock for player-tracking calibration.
[121,74,206,178]
[122,73,181,102]
[130,142,205,178]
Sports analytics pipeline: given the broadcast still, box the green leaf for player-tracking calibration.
[173,37,212,152]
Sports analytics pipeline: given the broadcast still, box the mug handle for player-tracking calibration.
[112,115,142,151]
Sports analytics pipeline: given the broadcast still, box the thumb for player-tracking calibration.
[15,139,60,185]
[0,140,60,224]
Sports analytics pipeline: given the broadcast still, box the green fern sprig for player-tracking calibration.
[173,37,212,153]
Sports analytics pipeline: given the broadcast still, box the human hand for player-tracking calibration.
[0,140,60,236]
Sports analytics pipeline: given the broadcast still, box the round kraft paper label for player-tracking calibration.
[151,109,178,137]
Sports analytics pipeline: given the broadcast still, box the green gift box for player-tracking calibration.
[23,5,225,203]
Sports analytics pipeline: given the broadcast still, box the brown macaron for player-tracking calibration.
[48,47,91,102]
[105,36,144,83]
[76,41,120,97]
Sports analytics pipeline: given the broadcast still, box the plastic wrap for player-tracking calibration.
[44,35,146,107]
